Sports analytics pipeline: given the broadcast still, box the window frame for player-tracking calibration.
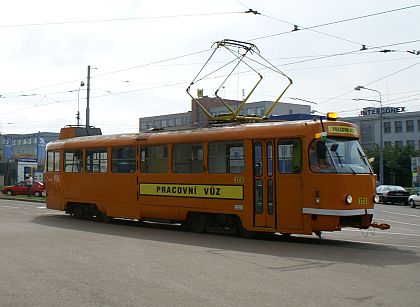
[111,146,137,174]
[47,151,54,172]
[64,149,83,173]
[140,145,169,173]
[208,141,244,174]
[406,120,414,133]
[278,139,302,174]
[85,148,108,173]
[172,143,204,174]
[383,121,391,134]
[394,121,403,133]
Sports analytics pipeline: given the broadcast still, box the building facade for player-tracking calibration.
[344,108,420,151]
[0,132,59,184]
[345,108,420,187]
[139,97,311,131]
[139,112,192,131]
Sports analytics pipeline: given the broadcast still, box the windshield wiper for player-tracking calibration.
[357,147,373,174]
[347,165,356,174]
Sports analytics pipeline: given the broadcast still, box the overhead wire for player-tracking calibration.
[318,60,420,106]
[250,4,420,46]
[0,48,213,97]
[4,44,417,103]
[2,4,420,121]
[0,11,245,28]
[92,49,213,78]
[362,61,420,87]
[258,14,363,46]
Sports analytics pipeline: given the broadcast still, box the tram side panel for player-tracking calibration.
[137,173,247,222]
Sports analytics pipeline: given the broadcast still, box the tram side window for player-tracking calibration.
[278,139,301,173]
[85,148,107,173]
[208,141,244,173]
[47,151,54,172]
[140,145,168,173]
[64,150,83,173]
[172,143,203,173]
[111,147,136,173]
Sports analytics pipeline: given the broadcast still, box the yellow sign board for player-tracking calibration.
[140,183,243,200]
[327,125,358,136]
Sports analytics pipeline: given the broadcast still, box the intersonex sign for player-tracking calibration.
[361,107,405,116]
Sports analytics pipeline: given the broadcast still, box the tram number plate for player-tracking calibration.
[358,197,368,205]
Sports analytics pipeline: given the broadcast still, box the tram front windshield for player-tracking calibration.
[309,138,372,174]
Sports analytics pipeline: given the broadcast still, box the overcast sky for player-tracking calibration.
[1,0,419,135]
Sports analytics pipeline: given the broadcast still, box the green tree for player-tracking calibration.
[366,144,418,187]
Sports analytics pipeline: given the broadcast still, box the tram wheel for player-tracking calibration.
[189,213,207,233]
[72,206,83,219]
[239,226,256,239]
[314,231,323,239]
[235,219,256,238]
[100,212,112,223]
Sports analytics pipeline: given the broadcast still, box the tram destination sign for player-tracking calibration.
[360,106,405,116]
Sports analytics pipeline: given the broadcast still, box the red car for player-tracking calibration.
[1,181,45,197]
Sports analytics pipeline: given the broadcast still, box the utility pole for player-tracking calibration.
[355,85,383,184]
[86,65,91,128]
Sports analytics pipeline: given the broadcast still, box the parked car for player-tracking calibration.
[1,181,45,197]
[408,192,420,208]
[376,185,409,205]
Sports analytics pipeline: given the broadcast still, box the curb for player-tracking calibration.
[0,196,45,204]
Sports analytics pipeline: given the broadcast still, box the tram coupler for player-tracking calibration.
[369,223,390,230]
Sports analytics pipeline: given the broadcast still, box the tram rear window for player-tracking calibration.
[208,141,244,173]
[54,151,60,171]
[85,148,107,173]
[47,151,54,172]
[111,147,136,173]
[172,143,203,173]
[140,145,168,173]
[64,150,83,173]
[47,151,60,172]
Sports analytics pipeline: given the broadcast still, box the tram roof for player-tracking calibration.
[47,119,356,149]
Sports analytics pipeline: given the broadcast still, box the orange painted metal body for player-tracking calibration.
[45,120,377,235]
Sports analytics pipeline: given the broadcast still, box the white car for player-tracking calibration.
[408,192,420,208]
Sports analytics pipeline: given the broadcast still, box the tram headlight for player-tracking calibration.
[373,194,380,204]
[345,194,353,205]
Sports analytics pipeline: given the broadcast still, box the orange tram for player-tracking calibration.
[45,115,386,238]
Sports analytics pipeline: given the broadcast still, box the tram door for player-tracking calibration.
[253,140,276,229]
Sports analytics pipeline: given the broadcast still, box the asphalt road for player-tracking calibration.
[0,199,419,307]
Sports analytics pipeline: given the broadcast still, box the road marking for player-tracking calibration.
[343,228,420,237]
[377,209,420,218]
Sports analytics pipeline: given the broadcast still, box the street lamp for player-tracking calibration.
[77,81,85,126]
[355,85,383,184]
